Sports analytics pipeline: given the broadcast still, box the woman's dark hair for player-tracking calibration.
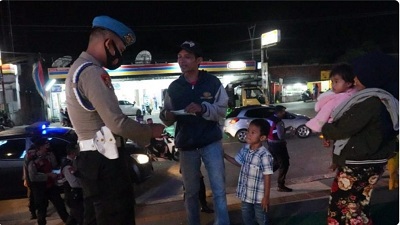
[249,119,270,136]
[329,63,355,86]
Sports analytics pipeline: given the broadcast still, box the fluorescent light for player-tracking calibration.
[45,79,56,91]
[227,61,246,69]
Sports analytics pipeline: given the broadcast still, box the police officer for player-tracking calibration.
[65,15,164,225]
[267,105,293,192]
[61,143,83,225]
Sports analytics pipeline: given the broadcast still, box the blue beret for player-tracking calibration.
[92,15,136,47]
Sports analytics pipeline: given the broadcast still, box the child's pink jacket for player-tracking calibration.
[305,88,357,132]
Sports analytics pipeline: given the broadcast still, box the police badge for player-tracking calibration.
[101,74,114,90]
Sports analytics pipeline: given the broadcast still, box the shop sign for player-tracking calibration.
[51,85,62,92]
[320,70,330,80]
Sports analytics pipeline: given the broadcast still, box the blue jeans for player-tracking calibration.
[180,141,230,225]
[241,201,270,225]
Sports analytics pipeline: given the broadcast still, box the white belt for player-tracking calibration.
[79,139,97,151]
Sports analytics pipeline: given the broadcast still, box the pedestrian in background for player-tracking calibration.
[322,52,399,225]
[61,143,84,225]
[267,105,293,192]
[23,145,39,220]
[27,138,69,225]
[224,119,273,225]
[313,83,319,101]
[65,15,164,225]
[160,40,230,225]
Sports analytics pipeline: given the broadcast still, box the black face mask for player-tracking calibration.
[104,40,123,70]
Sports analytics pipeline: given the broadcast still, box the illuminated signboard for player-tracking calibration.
[48,61,257,79]
[261,29,281,48]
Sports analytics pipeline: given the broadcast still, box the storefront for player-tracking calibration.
[47,60,258,121]
[0,63,20,121]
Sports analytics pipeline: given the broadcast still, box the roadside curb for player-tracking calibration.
[136,178,332,207]
[136,170,390,207]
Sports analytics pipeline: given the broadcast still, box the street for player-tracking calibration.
[0,101,398,225]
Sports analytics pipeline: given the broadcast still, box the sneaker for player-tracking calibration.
[277,186,293,192]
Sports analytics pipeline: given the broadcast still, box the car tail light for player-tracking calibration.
[229,118,240,124]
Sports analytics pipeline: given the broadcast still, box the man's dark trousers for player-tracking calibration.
[268,141,290,187]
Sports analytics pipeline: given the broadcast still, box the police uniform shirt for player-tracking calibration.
[65,51,152,147]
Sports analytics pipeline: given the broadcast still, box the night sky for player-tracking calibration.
[0,1,398,66]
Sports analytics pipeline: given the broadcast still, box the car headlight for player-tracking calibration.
[131,154,150,164]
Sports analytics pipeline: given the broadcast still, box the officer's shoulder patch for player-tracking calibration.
[101,74,114,90]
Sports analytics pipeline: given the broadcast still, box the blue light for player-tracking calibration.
[20,150,27,159]
[41,124,46,130]
[42,130,47,135]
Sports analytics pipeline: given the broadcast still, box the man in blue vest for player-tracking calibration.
[267,105,293,192]
[160,41,230,225]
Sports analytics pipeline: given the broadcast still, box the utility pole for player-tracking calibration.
[0,50,7,113]
[248,25,256,60]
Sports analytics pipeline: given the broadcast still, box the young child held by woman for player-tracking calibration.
[306,63,357,134]
[306,64,357,170]
[224,119,274,225]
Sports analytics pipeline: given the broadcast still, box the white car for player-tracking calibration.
[224,105,312,143]
[118,100,142,116]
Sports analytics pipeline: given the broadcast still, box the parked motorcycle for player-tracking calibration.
[147,131,179,161]
[61,117,72,127]
[301,89,313,102]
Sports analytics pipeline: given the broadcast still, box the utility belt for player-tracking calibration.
[79,126,122,159]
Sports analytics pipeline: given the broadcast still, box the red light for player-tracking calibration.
[229,118,240,124]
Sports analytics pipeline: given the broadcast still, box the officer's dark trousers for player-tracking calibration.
[65,188,84,225]
[31,182,69,225]
[268,141,290,187]
[77,150,135,225]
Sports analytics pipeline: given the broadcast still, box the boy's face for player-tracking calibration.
[246,124,266,145]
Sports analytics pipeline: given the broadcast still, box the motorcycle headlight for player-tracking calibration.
[131,153,150,164]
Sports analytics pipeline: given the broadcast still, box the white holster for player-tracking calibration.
[93,126,119,159]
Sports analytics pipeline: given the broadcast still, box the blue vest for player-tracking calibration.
[167,71,222,149]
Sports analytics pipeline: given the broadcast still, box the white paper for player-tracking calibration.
[171,109,196,116]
